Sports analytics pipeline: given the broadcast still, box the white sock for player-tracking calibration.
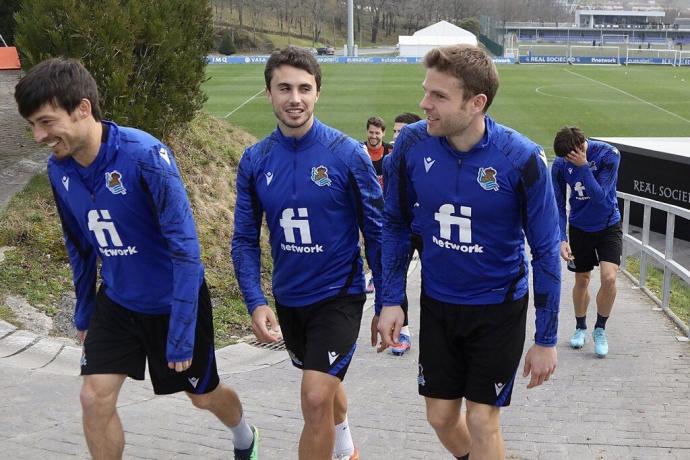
[333,416,354,457]
[230,414,254,451]
[400,325,410,337]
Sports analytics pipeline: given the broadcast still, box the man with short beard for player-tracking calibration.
[232,46,382,460]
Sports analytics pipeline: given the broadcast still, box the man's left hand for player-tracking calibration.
[522,344,557,389]
[168,359,192,372]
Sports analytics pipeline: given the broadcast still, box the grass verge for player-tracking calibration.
[0,113,270,346]
[625,256,690,327]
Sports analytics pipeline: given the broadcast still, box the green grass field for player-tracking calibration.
[203,63,690,156]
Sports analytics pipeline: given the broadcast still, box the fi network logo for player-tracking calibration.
[432,204,483,253]
[87,210,138,256]
[279,208,323,254]
[573,181,589,200]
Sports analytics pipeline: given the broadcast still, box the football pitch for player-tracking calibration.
[203,63,690,156]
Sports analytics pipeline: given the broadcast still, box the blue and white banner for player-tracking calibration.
[208,55,515,65]
[519,55,619,64]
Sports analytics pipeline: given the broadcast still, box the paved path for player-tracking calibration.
[1,257,689,459]
[0,70,49,211]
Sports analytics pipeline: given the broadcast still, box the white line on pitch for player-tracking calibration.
[564,68,690,125]
[224,89,265,119]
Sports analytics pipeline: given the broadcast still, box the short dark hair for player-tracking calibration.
[424,45,499,112]
[264,46,322,91]
[394,112,422,124]
[366,116,385,131]
[15,57,102,121]
[553,126,587,158]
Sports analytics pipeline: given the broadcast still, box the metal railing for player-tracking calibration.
[618,191,690,338]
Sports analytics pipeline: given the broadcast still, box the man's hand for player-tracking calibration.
[377,306,404,353]
[560,241,574,262]
[168,360,192,373]
[251,305,282,343]
[522,344,557,389]
[77,330,87,344]
[565,144,587,167]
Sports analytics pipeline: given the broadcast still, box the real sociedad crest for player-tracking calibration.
[477,167,499,191]
[105,171,127,195]
[311,165,332,187]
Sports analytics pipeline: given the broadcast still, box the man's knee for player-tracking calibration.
[600,268,618,289]
[187,391,214,410]
[426,406,460,432]
[574,272,591,288]
[302,385,333,415]
[466,405,500,439]
[80,378,120,415]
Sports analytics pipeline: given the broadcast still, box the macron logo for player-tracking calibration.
[62,176,69,191]
[188,377,199,388]
[159,147,171,166]
[265,171,274,186]
[424,157,435,172]
[328,351,339,365]
[495,382,504,396]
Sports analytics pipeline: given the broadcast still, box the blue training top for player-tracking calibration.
[382,116,561,346]
[231,118,383,313]
[551,139,621,241]
[48,121,205,362]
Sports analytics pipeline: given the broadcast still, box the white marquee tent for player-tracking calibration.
[398,20,478,58]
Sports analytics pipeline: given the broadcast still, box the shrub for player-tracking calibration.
[14,0,213,139]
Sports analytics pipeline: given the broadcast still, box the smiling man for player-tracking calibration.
[378,45,562,459]
[14,57,259,460]
[231,46,382,460]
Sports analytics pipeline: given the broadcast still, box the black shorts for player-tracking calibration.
[568,222,623,273]
[276,294,365,381]
[81,282,220,396]
[418,292,528,406]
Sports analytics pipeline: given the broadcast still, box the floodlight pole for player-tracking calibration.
[347,0,354,56]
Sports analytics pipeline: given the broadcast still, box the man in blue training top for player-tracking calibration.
[231,46,382,460]
[14,58,259,460]
[552,126,622,358]
[378,45,561,459]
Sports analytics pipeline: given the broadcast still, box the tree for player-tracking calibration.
[0,0,21,45]
[459,17,481,38]
[219,32,237,55]
[15,0,213,139]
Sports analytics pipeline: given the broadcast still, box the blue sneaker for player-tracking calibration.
[390,332,411,356]
[593,328,609,358]
[234,425,259,460]
[569,328,587,349]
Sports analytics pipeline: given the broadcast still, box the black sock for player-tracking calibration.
[595,313,609,329]
[575,315,587,330]
[455,454,469,460]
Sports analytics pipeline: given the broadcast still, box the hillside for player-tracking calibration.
[0,114,268,347]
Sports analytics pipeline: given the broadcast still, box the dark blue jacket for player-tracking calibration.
[48,121,204,362]
[382,116,561,346]
[232,118,383,313]
[551,140,621,240]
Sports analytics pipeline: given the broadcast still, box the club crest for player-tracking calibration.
[105,170,127,195]
[477,167,499,191]
[311,165,332,187]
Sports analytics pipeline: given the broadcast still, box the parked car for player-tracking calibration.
[317,46,335,55]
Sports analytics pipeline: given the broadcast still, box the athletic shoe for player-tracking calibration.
[569,328,587,349]
[365,278,375,294]
[390,332,411,356]
[334,447,359,460]
[234,425,259,460]
[593,327,609,358]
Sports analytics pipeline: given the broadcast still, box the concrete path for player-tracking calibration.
[0,70,49,211]
[1,257,689,459]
